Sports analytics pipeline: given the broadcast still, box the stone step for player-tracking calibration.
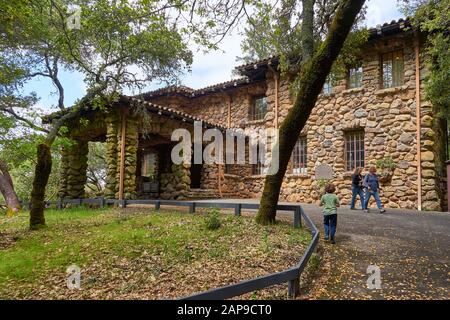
[187,188,236,199]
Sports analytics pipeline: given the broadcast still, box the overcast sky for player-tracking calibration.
[25,0,404,112]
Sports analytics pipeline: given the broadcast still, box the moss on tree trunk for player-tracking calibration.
[256,0,366,225]
[29,144,52,229]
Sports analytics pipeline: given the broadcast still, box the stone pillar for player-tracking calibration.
[104,114,119,198]
[116,115,138,199]
[160,163,191,199]
[66,140,89,199]
[57,146,70,198]
[420,101,444,211]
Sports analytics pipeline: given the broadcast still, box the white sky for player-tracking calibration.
[25,0,404,111]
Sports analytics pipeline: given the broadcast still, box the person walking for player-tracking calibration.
[350,167,365,210]
[320,183,340,244]
[363,166,386,214]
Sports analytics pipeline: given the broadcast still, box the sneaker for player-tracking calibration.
[380,209,386,214]
[350,207,356,210]
[364,209,369,213]
[330,238,336,244]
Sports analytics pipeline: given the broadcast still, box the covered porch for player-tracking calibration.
[55,96,224,201]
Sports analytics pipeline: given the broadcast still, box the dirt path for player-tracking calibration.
[198,199,450,299]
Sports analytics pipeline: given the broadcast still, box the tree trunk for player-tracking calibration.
[301,0,315,62]
[29,143,52,229]
[256,0,366,224]
[28,88,103,230]
[0,160,21,216]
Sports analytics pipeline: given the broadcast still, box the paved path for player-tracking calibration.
[198,198,450,299]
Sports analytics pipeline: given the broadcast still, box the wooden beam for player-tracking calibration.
[119,108,127,201]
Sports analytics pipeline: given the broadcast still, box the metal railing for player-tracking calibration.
[24,197,320,299]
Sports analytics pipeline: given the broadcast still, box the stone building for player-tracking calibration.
[52,19,449,211]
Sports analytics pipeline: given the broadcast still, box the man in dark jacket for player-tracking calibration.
[363,166,386,213]
[350,167,365,210]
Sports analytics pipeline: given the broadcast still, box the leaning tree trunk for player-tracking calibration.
[28,88,103,230]
[256,0,366,224]
[29,144,52,229]
[0,160,21,216]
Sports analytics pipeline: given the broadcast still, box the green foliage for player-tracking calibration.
[240,0,369,88]
[204,208,221,230]
[85,142,107,196]
[260,228,272,253]
[316,178,330,189]
[376,156,396,171]
[402,0,450,120]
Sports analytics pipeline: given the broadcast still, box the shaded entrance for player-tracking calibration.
[190,162,202,189]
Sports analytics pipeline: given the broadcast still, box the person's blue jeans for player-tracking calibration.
[364,190,383,209]
[323,214,337,239]
[350,185,365,209]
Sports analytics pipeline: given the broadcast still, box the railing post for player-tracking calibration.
[78,198,82,206]
[119,199,126,208]
[155,200,160,211]
[234,203,241,216]
[446,160,450,213]
[58,198,63,210]
[288,278,300,299]
[99,197,105,208]
[189,202,196,214]
[294,207,302,228]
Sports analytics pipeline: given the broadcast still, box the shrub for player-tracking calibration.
[204,208,221,230]
[376,156,396,171]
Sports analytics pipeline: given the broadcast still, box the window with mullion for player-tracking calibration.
[345,131,365,171]
[250,96,267,121]
[348,66,363,89]
[292,137,307,174]
[382,50,404,88]
[252,142,266,175]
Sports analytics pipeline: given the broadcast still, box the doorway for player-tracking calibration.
[190,152,202,189]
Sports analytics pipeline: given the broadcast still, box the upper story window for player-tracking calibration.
[249,96,267,121]
[348,66,363,89]
[292,137,307,174]
[381,50,404,88]
[323,78,333,95]
[345,130,365,171]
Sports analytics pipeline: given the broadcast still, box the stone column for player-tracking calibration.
[104,114,119,198]
[66,140,89,199]
[57,146,70,199]
[115,115,138,200]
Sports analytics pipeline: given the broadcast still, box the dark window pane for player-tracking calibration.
[345,130,365,171]
[292,137,307,173]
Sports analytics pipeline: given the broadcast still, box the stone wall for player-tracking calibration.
[61,140,88,199]
[157,32,444,210]
[160,163,191,199]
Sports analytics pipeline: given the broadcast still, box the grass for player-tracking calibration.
[0,206,311,299]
